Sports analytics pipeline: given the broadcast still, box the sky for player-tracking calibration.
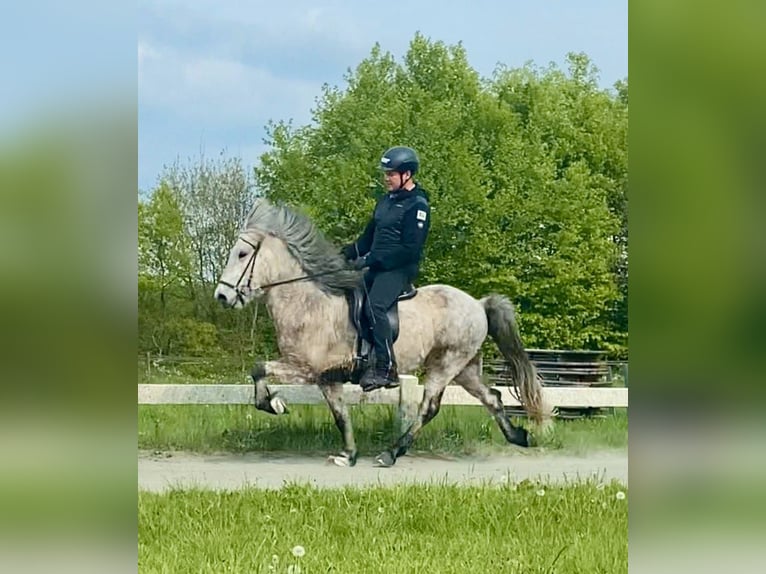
[138,0,627,192]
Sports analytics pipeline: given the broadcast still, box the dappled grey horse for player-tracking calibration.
[214,198,551,467]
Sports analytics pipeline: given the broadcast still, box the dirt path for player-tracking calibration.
[139,450,627,491]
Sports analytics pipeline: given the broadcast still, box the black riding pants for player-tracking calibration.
[362,268,411,374]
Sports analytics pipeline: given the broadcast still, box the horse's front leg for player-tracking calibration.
[251,360,312,415]
[318,382,357,467]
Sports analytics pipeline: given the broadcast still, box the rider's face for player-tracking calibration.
[383,170,409,192]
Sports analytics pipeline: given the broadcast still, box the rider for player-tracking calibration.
[342,146,431,392]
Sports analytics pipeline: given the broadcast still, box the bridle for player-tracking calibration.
[216,236,261,306]
[217,235,352,305]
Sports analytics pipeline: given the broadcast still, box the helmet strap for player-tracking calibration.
[386,171,413,192]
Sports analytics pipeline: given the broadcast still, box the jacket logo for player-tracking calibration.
[416,210,427,221]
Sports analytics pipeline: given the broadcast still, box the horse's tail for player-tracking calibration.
[481,294,551,427]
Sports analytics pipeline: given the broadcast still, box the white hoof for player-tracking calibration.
[374,451,395,467]
[328,454,351,467]
[270,396,287,415]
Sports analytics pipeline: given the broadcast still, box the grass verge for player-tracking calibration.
[138,405,627,456]
[139,480,627,573]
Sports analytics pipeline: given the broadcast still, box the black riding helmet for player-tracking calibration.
[379,146,419,175]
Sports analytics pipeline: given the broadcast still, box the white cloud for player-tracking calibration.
[137,0,627,189]
[138,40,320,127]
[136,1,371,131]
[139,0,370,59]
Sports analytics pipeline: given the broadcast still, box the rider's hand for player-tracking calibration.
[352,256,369,270]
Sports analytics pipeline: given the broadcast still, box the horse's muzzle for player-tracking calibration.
[214,284,236,308]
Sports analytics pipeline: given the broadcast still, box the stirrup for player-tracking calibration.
[360,369,399,392]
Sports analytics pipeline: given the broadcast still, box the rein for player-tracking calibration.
[257,267,351,289]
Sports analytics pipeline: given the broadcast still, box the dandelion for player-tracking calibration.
[289,507,298,514]
[616,491,626,500]
[602,502,608,509]
[377,507,385,514]
[536,489,545,497]
[292,545,305,558]
[271,555,279,565]
[246,413,252,420]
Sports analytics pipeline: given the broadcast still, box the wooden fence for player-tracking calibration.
[138,350,627,432]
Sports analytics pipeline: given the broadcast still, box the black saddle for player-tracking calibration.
[346,284,417,382]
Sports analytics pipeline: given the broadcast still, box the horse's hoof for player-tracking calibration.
[270,396,288,415]
[328,451,357,467]
[511,428,530,448]
[374,451,395,467]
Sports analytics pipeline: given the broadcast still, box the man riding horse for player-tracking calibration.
[214,149,549,467]
[341,146,431,392]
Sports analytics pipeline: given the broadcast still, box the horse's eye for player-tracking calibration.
[238,251,247,259]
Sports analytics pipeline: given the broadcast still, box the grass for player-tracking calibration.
[138,404,627,457]
[138,480,628,573]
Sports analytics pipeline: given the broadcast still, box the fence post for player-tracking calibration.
[397,375,421,436]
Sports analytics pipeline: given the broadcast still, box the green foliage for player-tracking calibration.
[139,481,627,573]
[138,154,264,358]
[163,152,254,286]
[138,182,190,293]
[255,36,628,354]
[137,35,628,361]
[163,318,220,356]
[139,404,627,455]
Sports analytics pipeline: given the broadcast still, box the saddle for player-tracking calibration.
[346,284,417,382]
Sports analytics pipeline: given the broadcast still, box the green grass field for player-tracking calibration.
[139,480,627,573]
[138,362,628,571]
[138,375,627,571]
[138,404,627,456]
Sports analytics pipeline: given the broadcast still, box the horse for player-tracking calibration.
[213,197,551,467]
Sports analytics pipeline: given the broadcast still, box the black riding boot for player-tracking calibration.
[360,269,408,392]
[360,363,399,392]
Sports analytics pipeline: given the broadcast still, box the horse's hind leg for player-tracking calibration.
[318,382,357,467]
[374,374,449,467]
[375,349,478,467]
[454,354,529,447]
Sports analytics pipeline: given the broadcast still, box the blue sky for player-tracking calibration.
[138,0,627,192]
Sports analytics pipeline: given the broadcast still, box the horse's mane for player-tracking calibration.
[244,197,361,295]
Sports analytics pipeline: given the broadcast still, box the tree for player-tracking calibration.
[161,152,255,322]
[255,35,628,353]
[137,35,628,361]
[138,182,190,310]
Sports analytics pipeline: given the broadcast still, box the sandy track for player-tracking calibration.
[139,450,627,492]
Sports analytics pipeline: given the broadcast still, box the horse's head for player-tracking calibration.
[214,230,270,308]
[215,197,361,307]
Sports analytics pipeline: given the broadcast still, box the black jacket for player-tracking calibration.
[345,184,431,277]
